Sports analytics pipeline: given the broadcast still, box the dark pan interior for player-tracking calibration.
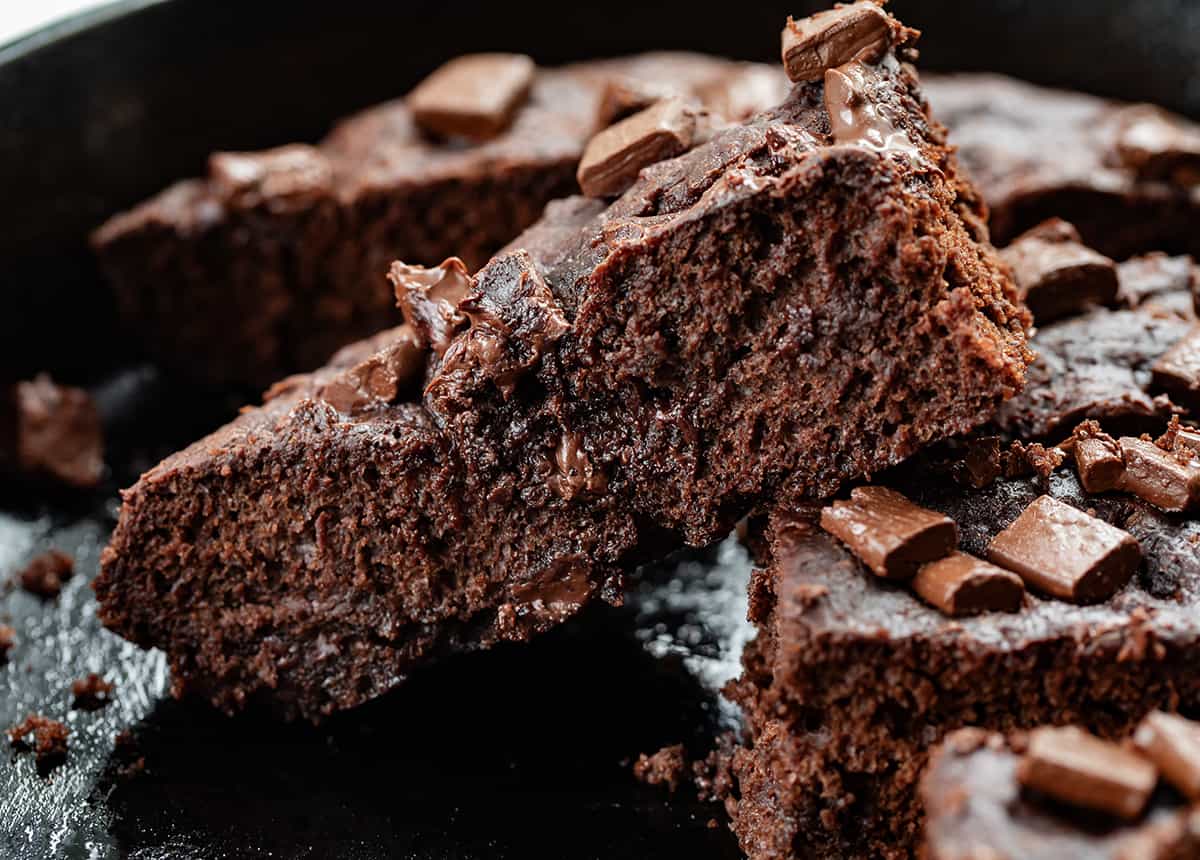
[1,1,1198,857]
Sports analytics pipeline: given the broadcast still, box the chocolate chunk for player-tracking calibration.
[71,673,115,711]
[1112,105,1200,187]
[911,551,1025,617]
[693,65,791,123]
[577,98,704,199]
[0,625,13,664]
[1072,422,1125,493]
[1171,426,1200,456]
[8,714,69,775]
[2,376,104,489]
[548,431,606,501]
[17,549,74,600]
[781,2,893,83]
[820,486,959,580]
[407,53,535,141]
[986,495,1140,602]
[1116,436,1200,513]
[209,145,333,209]
[1000,219,1119,324]
[318,326,425,415]
[390,257,474,357]
[1017,726,1156,820]
[823,61,920,159]
[1152,326,1200,412]
[596,77,682,129]
[1115,253,1199,314]
[1134,711,1200,801]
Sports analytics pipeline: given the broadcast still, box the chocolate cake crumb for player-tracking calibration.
[71,673,115,711]
[0,625,13,664]
[17,549,74,600]
[9,714,69,775]
[633,744,689,793]
[109,729,146,780]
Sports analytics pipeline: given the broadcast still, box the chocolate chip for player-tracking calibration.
[1017,726,1156,820]
[1112,105,1200,187]
[781,2,893,83]
[911,551,1025,617]
[318,327,425,416]
[390,257,474,356]
[1116,436,1200,513]
[577,98,705,199]
[1000,219,1119,324]
[1152,326,1200,412]
[986,495,1140,603]
[820,486,958,580]
[1134,711,1200,801]
[1071,423,1125,493]
[17,549,74,600]
[407,53,535,141]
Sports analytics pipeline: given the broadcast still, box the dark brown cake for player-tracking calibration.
[95,8,1030,721]
[0,375,104,489]
[924,73,1200,260]
[92,54,789,388]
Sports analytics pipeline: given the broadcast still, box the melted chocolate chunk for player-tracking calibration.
[1017,726,1156,820]
[390,258,474,356]
[407,53,535,141]
[17,549,74,600]
[911,551,1025,617]
[71,673,115,711]
[1134,711,1200,801]
[1000,219,1119,324]
[1152,325,1200,412]
[548,431,606,501]
[576,98,706,198]
[986,495,1140,603]
[1072,422,1125,493]
[781,2,893,83]
[823,61,920,160]
[1112,105,1200,187]
[820,486,958,580]
[318,326,425,415]
[1116,436,1200,513]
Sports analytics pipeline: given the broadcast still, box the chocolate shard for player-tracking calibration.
[595,77,683,129]
[999,218,1119,324]
[317,326,425,415]
[1116,436,1200,513]
[1152,325,1200,412]
[911,551,1025,617]
[407,53,535,141]
[1134,711,1200,801]
[1017,726,1156,820]
[390,257,474,356]
[1112,105,1200,187]
[576,98,706,198]
[1071,421,1125,493]
[819,486,959,580]
[986,494,1140,603]
[781,2,895,83]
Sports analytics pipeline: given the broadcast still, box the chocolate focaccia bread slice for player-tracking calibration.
[96,6,1029,721]
[92,53,788,388]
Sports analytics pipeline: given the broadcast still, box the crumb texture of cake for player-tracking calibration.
[96,7,1027,723]
[92,53,790,387]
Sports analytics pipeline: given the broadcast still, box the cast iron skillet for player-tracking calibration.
[1,1,1198,857]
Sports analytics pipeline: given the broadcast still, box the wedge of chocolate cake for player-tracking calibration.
[92,53,789,388]
[924,74,1200,260]
[96,5,1029,721]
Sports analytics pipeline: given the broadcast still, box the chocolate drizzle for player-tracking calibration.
[390,257,474,357]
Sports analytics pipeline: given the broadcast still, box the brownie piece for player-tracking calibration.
[727,462,1200,860]
[0,375,104,489]
[923,729,1200,860]
[92,54,789,388]
[96,9,1029,721]
[924,73,1200,260]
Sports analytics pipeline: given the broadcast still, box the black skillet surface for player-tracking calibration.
[2,1,1200,857]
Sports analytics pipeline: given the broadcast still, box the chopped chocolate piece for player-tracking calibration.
[1117,436,1200,513]
[1115,253,1199,317]
[316,326,425,415]
[0,625,13,664]
[70,673,115,711]
[781,2,895,83]
[1135,711,1200,801]
[987,495,1140,602]
[595,77,682,128]
[1,375,104,489]
[820,486,959,580]
[1000,218,1119,324]
[390,258,473,356]
[911,551,1025,617]
[924,74,1200,259]
[1073,422,1126,493]
[9,714,69,774]
[407,53,535,141]
[209,145,332,208]
[924,730,1200,860]
[693,64,791,123]
[576,98,704,198]
[1152,326,1200,412]
[1017,726,1156,820]
[17,549,74,600]
[633,744,689,793]
[1113,105,1200,187]
[1171,427,1200,456]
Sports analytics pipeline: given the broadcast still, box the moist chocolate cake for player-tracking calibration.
[92,53,789,388]
[923,74,1200,260]
[1,375,104,489]
[95,6,1030,721]
[923,728,1200,860]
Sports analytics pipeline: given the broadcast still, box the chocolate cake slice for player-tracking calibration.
[92,53,788,388]
[96,6,1029,721]
[924,74,1200,260]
